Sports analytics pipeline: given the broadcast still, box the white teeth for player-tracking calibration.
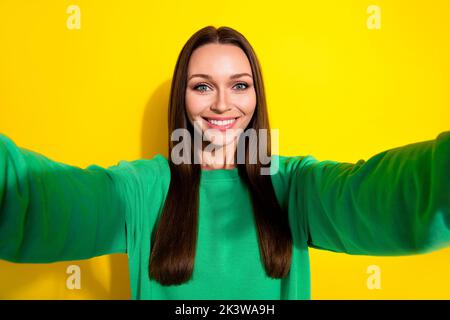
[207,119,236,126]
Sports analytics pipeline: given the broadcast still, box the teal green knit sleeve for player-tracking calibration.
[288,131,450,256]
[0,133,127,263]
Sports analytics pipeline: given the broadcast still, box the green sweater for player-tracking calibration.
[0,131,449,299]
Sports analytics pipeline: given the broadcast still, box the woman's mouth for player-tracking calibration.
[202,117,239,131]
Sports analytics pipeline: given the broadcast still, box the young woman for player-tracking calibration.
[0,25,449,300]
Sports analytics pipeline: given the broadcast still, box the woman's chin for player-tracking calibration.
[204,140,231,148]
[203,133,237,148]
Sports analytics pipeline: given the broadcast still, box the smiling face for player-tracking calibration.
[185,43,257,147]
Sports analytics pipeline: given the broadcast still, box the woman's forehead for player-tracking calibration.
[187,43,252,77]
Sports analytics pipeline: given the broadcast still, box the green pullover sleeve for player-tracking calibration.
[286,130,450,256]
[0,133,128,263]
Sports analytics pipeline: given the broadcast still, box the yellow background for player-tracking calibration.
[0,0,449,299]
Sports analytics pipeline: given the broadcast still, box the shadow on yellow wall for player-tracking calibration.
[141,79,171,159]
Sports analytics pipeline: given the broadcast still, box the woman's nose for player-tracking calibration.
[211,88,231,113]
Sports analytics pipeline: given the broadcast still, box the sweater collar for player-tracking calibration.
[200,167,239,181]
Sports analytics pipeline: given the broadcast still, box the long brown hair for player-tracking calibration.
[149,25,293,285]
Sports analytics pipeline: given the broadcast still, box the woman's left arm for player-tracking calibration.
[288,130,450,256]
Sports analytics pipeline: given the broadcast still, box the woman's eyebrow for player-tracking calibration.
[188,73,253,81]
[230,73,253,79]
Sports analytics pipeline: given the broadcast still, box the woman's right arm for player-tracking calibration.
[0,133,128,263]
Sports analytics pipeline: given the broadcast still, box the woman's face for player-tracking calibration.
[185,43,257,147]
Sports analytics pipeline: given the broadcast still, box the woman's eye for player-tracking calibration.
[234,82,249,90]
[194,84,210,92]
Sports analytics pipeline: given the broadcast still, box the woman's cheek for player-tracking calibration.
[186,95,204,118]
[188,93,213,112]
[234,92,256,111]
